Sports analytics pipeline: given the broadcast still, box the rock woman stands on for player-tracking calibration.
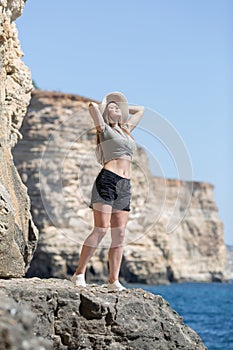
[71,92,144,291]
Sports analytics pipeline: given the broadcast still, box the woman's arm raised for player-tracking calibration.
[88,102,105,132]
[126,105,144,132]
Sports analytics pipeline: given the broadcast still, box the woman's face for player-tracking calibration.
[107,102,122,123]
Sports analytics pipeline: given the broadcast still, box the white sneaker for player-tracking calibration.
[71,273,86,287]
[107,280,126,292]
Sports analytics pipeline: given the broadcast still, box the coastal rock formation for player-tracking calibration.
[226,245,233,280]
[0,0,38,277]
[0,278,207,350]
[12,90,227,283]
[144,178,227,283]
[0,291,51,349]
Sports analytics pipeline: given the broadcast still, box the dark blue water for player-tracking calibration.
[128,282,233,350]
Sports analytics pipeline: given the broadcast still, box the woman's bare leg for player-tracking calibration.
[75,203,112,275]
[108,210,129,283]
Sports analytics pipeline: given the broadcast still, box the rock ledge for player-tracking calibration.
[0,278,207,350]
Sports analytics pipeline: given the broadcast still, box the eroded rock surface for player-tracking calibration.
[0,0,38,277]
[226,245,233,280]
[0,290,52,350]
[0,278,207,350]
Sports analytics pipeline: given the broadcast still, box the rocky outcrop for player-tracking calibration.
[143,178,227,283]
[0,278,207,349]
[0,290,51,350]
[0,0,38,277]
[226,245,233,280]
[12,90,227,284]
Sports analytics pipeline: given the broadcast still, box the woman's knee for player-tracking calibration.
[84,226,109,247]
[110,226,126,247]
[92,227,108,243]
[94,226,109,239]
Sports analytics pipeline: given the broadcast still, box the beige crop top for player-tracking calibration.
[96,123,136,164]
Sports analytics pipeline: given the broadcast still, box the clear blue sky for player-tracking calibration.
[16,0,232,244]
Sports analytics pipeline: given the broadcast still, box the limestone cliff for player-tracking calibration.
[0,0,38,277]
[226,245,233,280]
[12,90,227,283]
[0,278,207,349]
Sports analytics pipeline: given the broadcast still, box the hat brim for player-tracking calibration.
[101,92,129,123]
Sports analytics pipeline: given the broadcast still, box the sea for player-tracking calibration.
[126,282,233,350]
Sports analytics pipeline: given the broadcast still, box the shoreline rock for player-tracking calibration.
[226,245,233,280]
[0,277,207,350]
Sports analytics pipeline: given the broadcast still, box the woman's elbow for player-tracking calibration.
[138,106,145,116]
[140,106,145,113]
[88,101,99,111]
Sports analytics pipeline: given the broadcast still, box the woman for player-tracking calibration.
[71,92,144,291]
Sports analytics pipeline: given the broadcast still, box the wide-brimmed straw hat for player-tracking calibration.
[100,91,129,123]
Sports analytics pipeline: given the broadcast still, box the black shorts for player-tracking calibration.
[89,168,131,211]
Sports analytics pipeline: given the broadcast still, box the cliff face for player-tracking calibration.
[146,178,227,283]
[0,278,207,350]
[12,90,227,283]
[0,0,38,277]
[226,245,233,280]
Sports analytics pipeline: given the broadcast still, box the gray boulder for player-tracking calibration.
[0,290,52,350]
[0,278,207,350]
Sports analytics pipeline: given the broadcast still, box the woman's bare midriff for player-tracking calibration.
[103,157,131,179]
